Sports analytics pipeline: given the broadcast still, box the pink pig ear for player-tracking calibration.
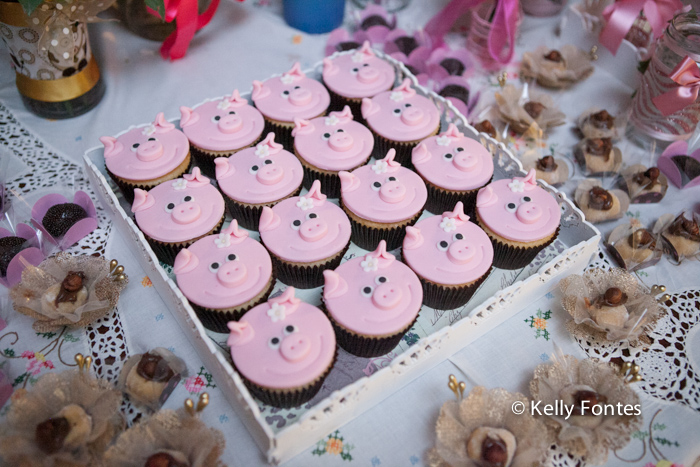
[252,80,271,100]
[292,117,315,137]
[259,206,282,232]
[442,123,464,140]
[222,219,249,244]
[215,157,234,180]
[476,185,497,208]
[285,62,306,81]
[227,89,247,107]
[153,112,175,132]
[394,78,416,99]
[333,105,354,123]
[307,180,327,206]
[339,171,360,193]
[523,169,538,189]
[412,142,431,165]
[403,226,424,250]
[361,98,379,119]
[227,321,255,347]
[358,41,375,59]
[100,136,122,158]
[173,248,199,274]
[323,57,339,77]
[179,106,199,128]
[323,270,348,299]
[183,167,210,187]
[369,240,395,266]
[257,133,283,155]
[131,189,155,213]
[269,287,301,314]
[382,148,401,169]
[443,201,469,223]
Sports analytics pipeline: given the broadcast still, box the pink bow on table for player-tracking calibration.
[424,0,519,66]
[652,56,700,116]
[599,0,683,55]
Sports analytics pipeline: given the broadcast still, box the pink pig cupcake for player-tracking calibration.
[339,149,427,250]
[215,133,303,230]
[403,202,493,309]
[252,62,331,150]
[227,287,337,408]
[475,169,561,270]
[173,220,274,333]
[323,240,422,357]
[322,41,396,120]
[361,78,441,167]
[179,90,265,177]
[131,168,226,265]
[292,105,374,198]
[100,112,191,204]
[412,123,494,215]
[259,180,351,289]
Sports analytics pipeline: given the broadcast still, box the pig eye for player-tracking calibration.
[228,111,236,115]
[264,159,273,165]
[281,90,290,98]
[363,63,370,67]
[322,132,331,140]
[443,153,453,160]
[268,337,281,349]
[392,108,401,116]
[375,276,388,285]
[148,137,156,141]
[361,285,374,297]
[351,67,359,74]
[437,240,449,251]
[131,143,140,151]
[182,195,193,203]
[283,325,298,335]
[249,165,259,174]
[456,147,465,152]
[291,219,302,230]
[386,176,397,182]
[453,233,464,241]
[208,262,220,273]
[372,181,382,191]
[404,103,412,108]
[165,202,175,213]
[294,86,301,89]
[212,116,221,122]
[506,202,518,213]
[226,254,237,262]
[306,213,317,220]
[336,129,344,133]
[521,196,532,203]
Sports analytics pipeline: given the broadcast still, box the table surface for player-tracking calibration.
[1,1,699,466]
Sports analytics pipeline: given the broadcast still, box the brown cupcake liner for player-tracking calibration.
[326,87,365,124]
[223,184,302,231]
[187,276,276,333]
[372,126,439,169]
[190,134,264,178]
[418,267,491,310]
[424,178,491,216]
[345,207,423,251]
[142,216,225,266]
[236,347,338,408]
[298,153,370,199]
[106,156,192,205]
[265,243,349,289]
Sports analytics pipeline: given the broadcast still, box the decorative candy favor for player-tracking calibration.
[324,4,397,56]
[147,0,222,60]
[573,138,623,175]
[10,253,128,332]
[118,347,187,410]
[653,211,700,264]
[577,108,619,139]
[494,84,566,134]
[521,152,570,186]
[31,191,98,250]
[606,221,662,271]
[0,223,44,288]
[574,179,629,224]
[620,164,668,203]
[657,139,700,189]
[435,75,478,119]
[520,45,594,88]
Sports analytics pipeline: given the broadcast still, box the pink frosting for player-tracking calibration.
[179,90,264,152]
[476,169,561,243]
[412,123,494,191]
[215,133,303,205]
[403,202,493,285]
[259,180,351,263]
[173,221,273,310]
[322,42,396,99]
[339,149,427,223]
[361,78,441,142]
[251,62,330,123]
[228,287,336,389]
[323,240,422,336]
[292,106,374,171]
[131,168,225,243]
[100,112,190,181]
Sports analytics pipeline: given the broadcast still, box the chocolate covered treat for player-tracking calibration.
[41,271,89,316]
[661,213,700,260]
[42,203,88,238]
[544,49,563,62]
[122,348,185,408]
[578,109,618,139]
[473,120,498,139]
[466,427,517,467]
[35,404,93,454]
[144,451,189,467]
[524,101,546,119]
[560,385,608,429]
[0,236,27,276]
[575,181,628,224]
[584,287,629,331]
[575,138,621,174]
[623,165,668,203]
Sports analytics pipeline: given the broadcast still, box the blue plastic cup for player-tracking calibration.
[283,0,346,34]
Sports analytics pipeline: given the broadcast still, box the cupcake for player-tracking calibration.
[361,78,441,167]
[173,220,274,332]
[573,138,622,175]
[412,123,493,215]
[251,62,331,150]
[100,112,191,204]
[227,287,337,408]
[475,169,561,270]
[322,41,396,120]
[132,168,225,265]
[292,105,374,198]
[259,180,351,289]
[403,202,493,309]
[339,149,427,250]
[179,90,264,177]
[215,133,303,230]
[323,240,422,357]
[574,180,629,224]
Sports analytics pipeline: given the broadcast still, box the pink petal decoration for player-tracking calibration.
[0,223,45,288]
[30,191,98,251]
[658,140,700,189]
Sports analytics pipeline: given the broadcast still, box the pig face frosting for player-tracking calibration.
[403,202,493,285]
[100,113,190,181]
[252,62,331,123]
[292,106,374,171]
[412,123,494,191]
[173,221,273,310]
[323,241,422,336]
[259,180,351,263]
[179,90,264,152]
[131,168,225,243]
[476,169,561,243]
[227,287,336,389]
[322,42,396,99]
[215,133,303,204]
[361,78,441,142]
[339,149,427,223]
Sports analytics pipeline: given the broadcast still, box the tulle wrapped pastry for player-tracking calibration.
[573,138,623,175]
[494,84,566,134]
[574,179,629,224]
[520,45,594,88]
[577,109,619,139]
[118,347,187,410]
[606,221,662,271]
[653,211,700,264]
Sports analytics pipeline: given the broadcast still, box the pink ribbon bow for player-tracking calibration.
[424,0,519,65]
[599,0,683,55]
[148,0,223,60]
[652,56,700,116]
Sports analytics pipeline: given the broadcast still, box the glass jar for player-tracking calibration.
[117,0,212,42]
[467,1,522,71]
[0,0,105,119]
[630,12,700,142]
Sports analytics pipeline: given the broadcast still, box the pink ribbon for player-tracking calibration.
[599,0,682,55]
[148,0,222,60]
[424,0,519,65]
[652,56,700,116]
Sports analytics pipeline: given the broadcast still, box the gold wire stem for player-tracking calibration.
[620,361,642,384]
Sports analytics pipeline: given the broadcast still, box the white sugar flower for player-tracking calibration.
[436,135,451,146]
[440,217,457,232]
[508,179,525,193]
[280,74,295,85]
[267,302,286,322]
[172,179,188,190]
[255,144,270,158]
[217,100,231,110]
[390,91,404,102]
[296,196,314,211]
[142,124,156,136]
[214,232,231,248]
[372,159,388,174]
[351,52,365,63]
[325,115,340,126]
[360,256,379,272]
